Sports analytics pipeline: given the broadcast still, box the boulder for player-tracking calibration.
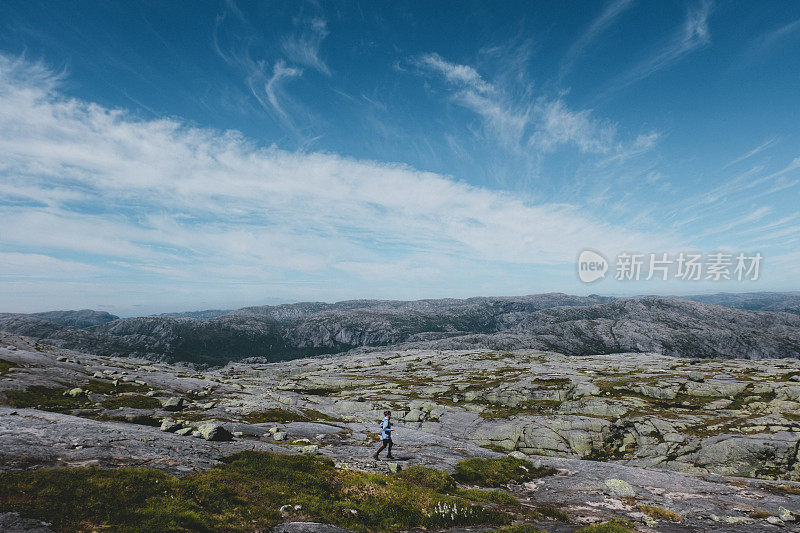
[160,418,182,432]
[604,478,635,498]
[300,444,319,455]
[160,397,185,411]
[197,421,233,441]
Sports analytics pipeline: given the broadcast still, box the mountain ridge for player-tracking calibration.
[1,292,798,365]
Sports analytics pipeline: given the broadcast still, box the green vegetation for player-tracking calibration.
[397,466,519,506]
[0,451,516,532]
[86,379,148,394]
[637,503,682,522]
[0,358,19,374]
[750,509,776,519]
[454,488,519,506]
[1,386,90,412]
[94,413,161,427]
[242,408,310,423]
[575,519,636,532]
[530,504,569,522]
[491,525,546,533]
[101,394,162,410]
[454,456,557,487]
[241,408,344,424]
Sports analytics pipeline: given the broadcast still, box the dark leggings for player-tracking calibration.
[376,438,393,456]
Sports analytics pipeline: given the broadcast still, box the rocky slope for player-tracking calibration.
[0,294,798,365]
[1,333,799,531]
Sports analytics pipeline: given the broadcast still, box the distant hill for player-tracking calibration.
[1,292,798,365]
[30,310,118,328]
[680,292,800,315]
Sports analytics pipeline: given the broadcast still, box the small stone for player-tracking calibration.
[93,372,104,378]
[175,427,193,436]
[642,515,657,526]
[232,431,244,437]
[64,388,84,398]
[300,444,319,455]
[508,451,526,459]
[689,371,705,382]
[778,507,794,521]
[191,431,202,438]
[273,431,286,441]
[387,462,400,473]
[766,516,784,525]
[268,426,280,435]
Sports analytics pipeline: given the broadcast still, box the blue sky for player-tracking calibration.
[0,1,799,315]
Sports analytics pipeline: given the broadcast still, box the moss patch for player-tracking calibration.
[0,358,19,374]
[454,457,556,487]
[0,451,517,532]
[1,386,90,413]
[241,408,344,424]
[85,379,148,394]
[575,519,635,532]
[101,394,162,410]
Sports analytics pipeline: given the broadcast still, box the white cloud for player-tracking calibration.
[417,53,493,94]
[0,252,106,279]
[0,53,683,302]
[529,99,616,153]
[415,54,618,154]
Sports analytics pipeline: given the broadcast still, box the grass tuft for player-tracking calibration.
[454,456,556,487]
[637,503,682,522]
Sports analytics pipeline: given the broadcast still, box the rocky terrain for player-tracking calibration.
[1,294,799,365]
[2,331,800,531]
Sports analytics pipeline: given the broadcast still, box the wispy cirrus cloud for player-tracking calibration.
[738,18,800,67]
[557,0,636,82]
[212,5,329,138]
[599,0,712,97]
[414,53,618,155]
[723,137,777,169]
[281,17,330,75]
